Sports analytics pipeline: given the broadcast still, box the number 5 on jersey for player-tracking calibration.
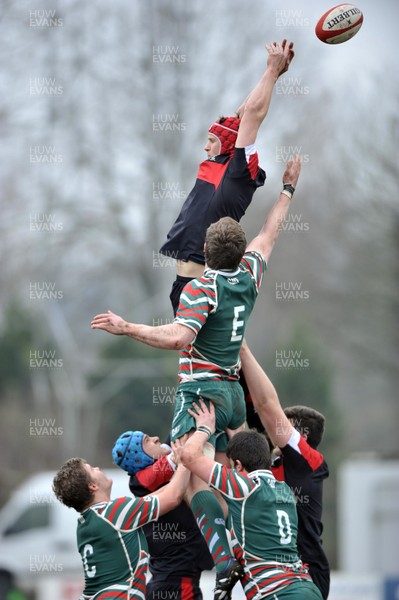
[231,305,245,342]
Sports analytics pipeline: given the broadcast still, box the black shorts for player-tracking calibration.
[146,575,203,600]
[170,275,194,316]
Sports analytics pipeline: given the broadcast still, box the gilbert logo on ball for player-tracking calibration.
[315,4,363,44]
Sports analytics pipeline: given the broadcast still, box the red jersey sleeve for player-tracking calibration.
[135,456,175,492]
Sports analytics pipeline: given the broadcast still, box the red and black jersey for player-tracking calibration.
[129,455,214,582]
[160,147,265,264]
[271,429,330,599]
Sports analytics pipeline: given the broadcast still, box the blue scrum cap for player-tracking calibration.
[112,431,154,475]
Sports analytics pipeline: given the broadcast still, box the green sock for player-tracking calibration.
[190,490,231,573]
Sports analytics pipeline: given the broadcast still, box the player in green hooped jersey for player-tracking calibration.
[177,400,323,600]
[53,456,189,600]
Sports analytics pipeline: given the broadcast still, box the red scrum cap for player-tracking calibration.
[209,116,240,155]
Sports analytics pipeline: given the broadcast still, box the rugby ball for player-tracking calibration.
[315,4,363,44]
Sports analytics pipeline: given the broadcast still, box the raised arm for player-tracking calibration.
[246,155,301,262]
[235,40,294,147]
[239,341,293,447]
[91,310,195,350]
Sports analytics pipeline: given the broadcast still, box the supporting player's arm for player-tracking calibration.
[148,463,190,516]
[235,40,294,147]
[246,155,301,263]
[91,310,195,350]
[239,340,293,447]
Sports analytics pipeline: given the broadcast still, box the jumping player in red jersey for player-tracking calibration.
[239,341,330,599]
[160,40,295,316]
[53,455,189,600]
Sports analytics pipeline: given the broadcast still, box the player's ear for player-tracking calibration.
[235,459,243,472]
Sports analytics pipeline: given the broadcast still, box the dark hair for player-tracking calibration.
[205,217,247,270]
[284,405,325,449]
[227,430,271,472]
[53,457,93,512]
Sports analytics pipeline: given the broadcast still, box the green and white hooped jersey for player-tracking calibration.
[77,495,159,600]
[209,464,313,599]
[175,251,266,382]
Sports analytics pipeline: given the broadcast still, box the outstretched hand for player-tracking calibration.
[283,154,302,188]
[266,39,294,78]
[91,310,127,335]
[188,399,216,434]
